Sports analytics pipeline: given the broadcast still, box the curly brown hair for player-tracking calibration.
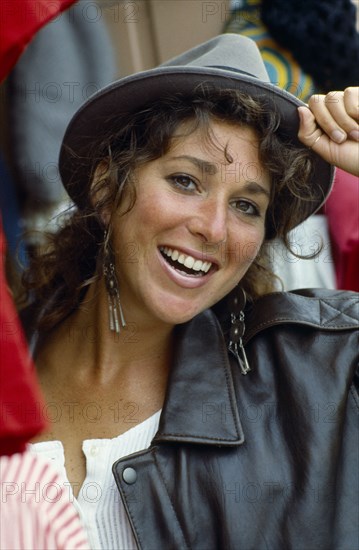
[22,87,319,332]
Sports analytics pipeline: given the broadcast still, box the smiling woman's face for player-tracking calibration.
[109,119,271,327]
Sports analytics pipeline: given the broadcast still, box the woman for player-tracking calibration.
[24,35,358,549]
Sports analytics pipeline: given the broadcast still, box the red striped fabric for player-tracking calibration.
[0,452,90,549]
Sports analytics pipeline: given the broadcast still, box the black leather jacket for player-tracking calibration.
[112,289,359,550]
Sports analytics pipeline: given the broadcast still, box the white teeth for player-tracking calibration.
[160,247,213,274]
[193,260,203,271]
[184,256,195,269]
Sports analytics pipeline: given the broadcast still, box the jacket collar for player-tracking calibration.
[152,288,359,447]
[243,288,359,344]
[153,309,245,447]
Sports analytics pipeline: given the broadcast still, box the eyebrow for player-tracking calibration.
[168,155,219,175]
[168,155,271,199]
[242,181,271,200]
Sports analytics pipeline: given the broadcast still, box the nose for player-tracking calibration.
[188,197,228,244]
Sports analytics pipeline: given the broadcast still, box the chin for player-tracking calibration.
[153,297,207,326]
[158,308,199,326]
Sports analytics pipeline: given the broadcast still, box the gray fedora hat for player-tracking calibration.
[59,34,334,225]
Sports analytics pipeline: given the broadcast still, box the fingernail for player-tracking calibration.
[331,130,346,143]
[349,129,359,141]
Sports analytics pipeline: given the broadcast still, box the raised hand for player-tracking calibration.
[298,87,359,176]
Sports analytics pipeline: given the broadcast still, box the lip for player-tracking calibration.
[157,247,217,289]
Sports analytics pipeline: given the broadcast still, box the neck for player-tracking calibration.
[39,279,175,386]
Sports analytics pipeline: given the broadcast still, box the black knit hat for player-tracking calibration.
[262,0,359,91]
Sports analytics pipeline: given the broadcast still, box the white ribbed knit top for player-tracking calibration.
[30,410,161,549]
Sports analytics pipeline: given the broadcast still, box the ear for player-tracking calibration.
[90,159,111,226]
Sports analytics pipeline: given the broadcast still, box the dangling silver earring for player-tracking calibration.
[103,231,126,333]
[228,287,251,375]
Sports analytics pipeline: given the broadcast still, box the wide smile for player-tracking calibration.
[158,245,218,288]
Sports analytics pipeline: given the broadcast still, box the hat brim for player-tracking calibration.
[59,66,334,226]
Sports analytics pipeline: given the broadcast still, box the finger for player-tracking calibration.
[297,105,323,148]
[307,91,359,143]
[344,87,359,140]
[307,94,347,144]
[324,91,359,137]
[343,87,359,120]
[298,106,359,176]
[298,105,339,160]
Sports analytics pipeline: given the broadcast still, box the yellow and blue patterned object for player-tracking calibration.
[225,0,317,102]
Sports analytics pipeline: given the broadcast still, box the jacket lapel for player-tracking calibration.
[153,309,245,446]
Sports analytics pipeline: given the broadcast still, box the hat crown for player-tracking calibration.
[161,34,270,83]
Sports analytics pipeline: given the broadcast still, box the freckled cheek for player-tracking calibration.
[113,197,178,270]
[136,194,180,230]
[224,228,264,267]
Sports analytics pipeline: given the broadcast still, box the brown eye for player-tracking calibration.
[168,174,197,191]
[233,200,259,216]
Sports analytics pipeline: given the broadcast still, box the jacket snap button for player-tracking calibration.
[122,467,137,484]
